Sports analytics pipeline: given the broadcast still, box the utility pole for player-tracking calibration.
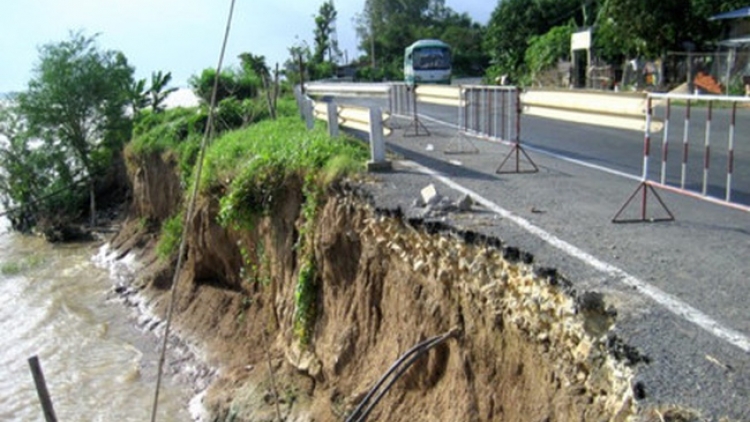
[370,20,376,69]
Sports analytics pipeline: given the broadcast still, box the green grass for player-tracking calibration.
[1,254,46,276]
[294,257,317,345]
[0,262,22,275]
[156,212,183,260]
[203,115,368,229]
[130,107,206,156]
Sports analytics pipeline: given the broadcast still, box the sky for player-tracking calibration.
[0,0,497,94]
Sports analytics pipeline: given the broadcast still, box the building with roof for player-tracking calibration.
[710,6,750,95]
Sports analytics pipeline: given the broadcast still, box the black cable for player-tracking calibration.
[345,329,457,422]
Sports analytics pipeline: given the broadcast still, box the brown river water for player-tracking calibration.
[0,220,195,421]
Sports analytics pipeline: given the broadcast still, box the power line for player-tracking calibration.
[149,0,237,420]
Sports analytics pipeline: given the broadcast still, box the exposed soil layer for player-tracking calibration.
[110,151,670,422]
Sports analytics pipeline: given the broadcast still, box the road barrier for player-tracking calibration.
[387,83,535,172]
[457,85,537,173]
[522,89,663,133]
[304,82,391,98]
[613,93,750,222]
[388,83,431,137]
[296,86,392,171]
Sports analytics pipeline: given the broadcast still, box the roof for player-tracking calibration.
[710,6,750,20]
[718,35,750,47]
[406,39,450,50]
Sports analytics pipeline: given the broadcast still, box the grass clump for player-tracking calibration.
[1,254,46,276]
[1,262,22,275]
[204,115,368,229]
[294,256,317,345]
[127,107,206,184]
[156,212,183,260]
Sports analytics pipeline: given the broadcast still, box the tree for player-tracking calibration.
[16,32,134,227]
[598,0,689,58]
[239,52,270,80]
[128,78,150,116]
[313,1,341,65]
[148,70,178,113]
[597,0,749,58]
[239,52,280,120]
[484,0,583,82]
[189,67,260,104]
[525,23,576,85]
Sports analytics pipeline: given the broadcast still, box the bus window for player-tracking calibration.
[413,48,450,70]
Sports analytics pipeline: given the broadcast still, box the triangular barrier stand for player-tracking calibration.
[612,181,675,223]
[444,132,479,154]
[496,143,539,174]
[403,114,430,137]
[385,114,406,131]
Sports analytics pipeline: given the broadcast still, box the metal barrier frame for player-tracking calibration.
[613,93,750,222]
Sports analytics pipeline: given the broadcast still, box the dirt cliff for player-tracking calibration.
[111,150,655,421]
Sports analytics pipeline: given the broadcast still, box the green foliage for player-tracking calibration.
[599,0,749,57]
[239,240,271,286]
[203,116,366,229]
[484,0,582,83]
[128,70,178,115]
[215,97,272,131]
[294,256,317,345]
[19,31,134,163]
[292,172,325,345]
[313,1,341,64]
[189,67,261,104]
[0,255,45,276]
[148,71,179,113]
[156,211,183,260]
[128,107,206,183]
[525,23,576,83]
[0,32,135,231]
[239,53,270,80]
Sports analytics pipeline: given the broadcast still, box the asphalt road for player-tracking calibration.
[329,93,750,420]
[343,96,750,206]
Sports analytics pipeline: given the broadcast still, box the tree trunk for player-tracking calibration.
[89,179,96,227]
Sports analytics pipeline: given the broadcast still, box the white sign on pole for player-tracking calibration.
[571,29,592,51]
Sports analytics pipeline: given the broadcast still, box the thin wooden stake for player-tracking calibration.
[28,355,57,422]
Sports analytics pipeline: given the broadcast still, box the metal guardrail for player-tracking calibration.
[522,89,663,132]
[304,82,391,98]
[295,85,391,171]
[312,102,391,136]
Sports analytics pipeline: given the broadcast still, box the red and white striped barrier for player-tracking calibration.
[614,93,750,222]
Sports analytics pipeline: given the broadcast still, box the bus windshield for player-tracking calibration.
[412,47,451,70]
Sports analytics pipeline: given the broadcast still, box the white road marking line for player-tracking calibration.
[403,160,750,353]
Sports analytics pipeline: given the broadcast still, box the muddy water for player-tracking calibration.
[0,224,192,421]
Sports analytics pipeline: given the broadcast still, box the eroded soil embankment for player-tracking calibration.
[111,151,648,421]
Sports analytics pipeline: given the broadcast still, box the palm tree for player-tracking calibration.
[149,71,178,113]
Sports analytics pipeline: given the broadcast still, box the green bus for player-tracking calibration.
[404,39,452,85]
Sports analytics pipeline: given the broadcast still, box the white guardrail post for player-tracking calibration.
[367,106,391,171]
[302,98,314,130]
[326,102,339,138]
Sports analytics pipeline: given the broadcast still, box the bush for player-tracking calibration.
[156,212,183,259]
[199,116,367,229]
